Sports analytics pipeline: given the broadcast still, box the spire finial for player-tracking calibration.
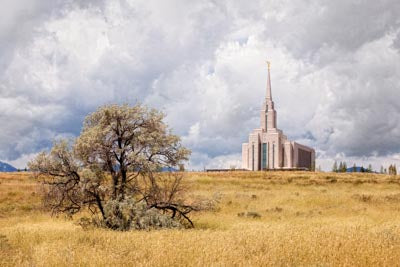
[266,61,271,70]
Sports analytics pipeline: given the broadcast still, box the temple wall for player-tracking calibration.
[267,109,277,129]
[292,142,315,170]
[241,66,315,171]
[243,132,315,170]
[260,109,266,131]
[284,142,292,168]
[242,143,249,169]
[249,132,260,171]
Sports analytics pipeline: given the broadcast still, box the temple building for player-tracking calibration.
[242,63,315,171]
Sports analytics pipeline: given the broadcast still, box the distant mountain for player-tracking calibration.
[160,167,178,172]
[0,161,17,172]
[346,166,374,173]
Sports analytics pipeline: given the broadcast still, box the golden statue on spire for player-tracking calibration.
[266,61,271,70]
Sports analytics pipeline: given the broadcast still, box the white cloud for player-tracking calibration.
[1,0,400,171]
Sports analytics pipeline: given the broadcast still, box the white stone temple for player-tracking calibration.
[242,62,315,171]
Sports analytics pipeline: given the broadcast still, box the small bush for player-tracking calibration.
[237,211,261,219]
[352,194,373,202]
[75,198,185,231]
[76,217,94,231]
[98,198,183,231]
[353,179,364,185]
[384,193,400,203]
[246,212,261,218]
[266,207,283,213]
[0,234,10,250]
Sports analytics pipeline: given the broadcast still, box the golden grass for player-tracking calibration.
[2,171,400,266]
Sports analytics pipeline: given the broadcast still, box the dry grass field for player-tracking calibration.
[2,171,400,266]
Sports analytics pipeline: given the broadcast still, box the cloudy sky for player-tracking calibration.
[1,0,400,171]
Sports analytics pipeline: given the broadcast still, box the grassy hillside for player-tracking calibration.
[2,171,400,266]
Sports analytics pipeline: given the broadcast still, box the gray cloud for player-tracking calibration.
[1,0,400,171]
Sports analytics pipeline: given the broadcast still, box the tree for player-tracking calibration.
[342,162,347,172]
[389,164,397,175]
[332,161,338,172]
[380,166,384,174]
[338,162,343,172]
[28,104,203,230]
[353,163,357,173]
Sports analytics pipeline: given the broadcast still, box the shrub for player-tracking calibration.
[99,199,182,230]
[28,104,201,230]
[237,211,262,219]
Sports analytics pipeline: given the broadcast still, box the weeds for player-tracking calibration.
[2,171,400,266]
[237,211,262,218]
[352,194,373,202]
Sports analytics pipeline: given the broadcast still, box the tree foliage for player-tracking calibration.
[389,164,397,175]
[28,104,202,230]
[333,161,348,173]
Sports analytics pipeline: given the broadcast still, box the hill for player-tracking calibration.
[0,161,17,172]
[1,171,400,266]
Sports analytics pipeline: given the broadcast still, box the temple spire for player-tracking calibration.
[266,61,272,100]
[261,60,276,131]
